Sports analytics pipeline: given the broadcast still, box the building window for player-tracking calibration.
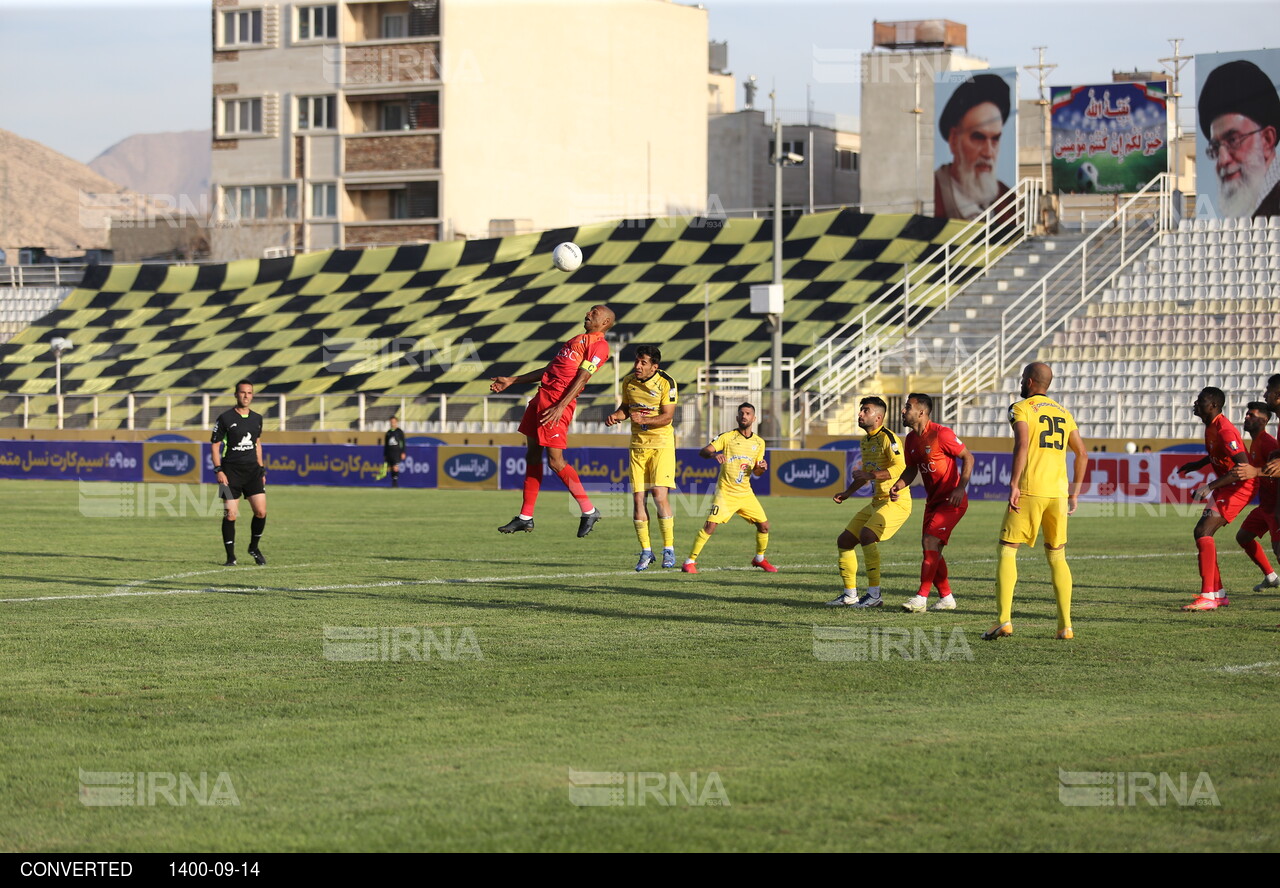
[224,185,299,221]
[298,5,338,40]
[222,9,262,46]
[311,183,338,218]
[377,95,438,131]
[382,14,407,39]
[408,0,440,37]
[223,98,263,136]
[298,95,337,131]
[389,182,438,219]
[380,102,408,131]
[774,140,806,165]
[837,148,859,172]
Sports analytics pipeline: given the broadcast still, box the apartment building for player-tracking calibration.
[210,0,708,258]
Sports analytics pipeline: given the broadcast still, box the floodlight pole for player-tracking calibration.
[1024,47,1057,201]
[770,90,784,445]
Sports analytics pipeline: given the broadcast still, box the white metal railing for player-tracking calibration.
[942,174,1175,424]
[0,265,90,288]
[786,178,1041,440]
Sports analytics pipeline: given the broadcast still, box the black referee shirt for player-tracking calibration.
[211,408,264,466]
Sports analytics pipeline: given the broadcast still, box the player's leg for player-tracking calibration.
[246,487,268,565]
[738,495,775,571]
[1186,509,1231,609]
[652,446,677,567]
[904,533,944,612]
[985,499,1038,639]
[858,498,909,607]
[630,449,655,569]
[390,458,400,488]
[499,437,542,532]
[930,500,965,608]
[682,508,721,573]
[829,505,872,606]
[219,475,241,566]
[1040,498,1072,637]
[1236,508,1279,590]
[546,445,600,536]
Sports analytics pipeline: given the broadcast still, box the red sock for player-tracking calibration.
[1196,537,1217,596]
[935,555,953,596]
[556,464,594,513]
[521,460,542,516]
[1240,538,1274,575]
[917,551,940,597]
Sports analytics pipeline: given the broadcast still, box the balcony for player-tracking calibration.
[341,41,439,89]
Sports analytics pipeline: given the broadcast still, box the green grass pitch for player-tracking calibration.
[2,481,1278,852]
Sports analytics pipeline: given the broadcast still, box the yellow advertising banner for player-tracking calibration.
[437,446,501,490]
[770,450,846,497]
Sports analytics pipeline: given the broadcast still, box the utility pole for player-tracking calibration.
[910,58,923,213]
[1160,38,1193,186]
[1024,47,1057,195]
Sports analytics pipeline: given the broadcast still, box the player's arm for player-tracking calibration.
[1008,420,1030,513]
[752,448,768,477]
[950,446,975,507]
[1194,451,1250,501]
[604,401,628,426]
[489,368,544,393]
[835,464,877,503]
[210,422,226,485]
[539,367,594,427]
[890,464,919,496]
[1180,455,1211,474]
[1066,429,1087,515]
[630,402,676,430]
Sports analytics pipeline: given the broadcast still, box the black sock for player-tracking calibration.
[391,470,399,488]
[222,518,236,560]
[250,516,266,551]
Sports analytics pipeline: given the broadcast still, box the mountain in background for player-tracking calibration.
[88,129,211,215]
[0,127,154,255]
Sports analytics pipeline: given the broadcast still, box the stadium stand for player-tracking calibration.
[0,210,993,431]
[955,215,1280,441]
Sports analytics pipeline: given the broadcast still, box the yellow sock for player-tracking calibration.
[864,542,881,587]
[838,547,859,591]
[658,516,674,549]
[755,531,769,558]
[689,528,711,561]
[634,519,651,551]
[1047,546,1072,632]
[996,544,1018,625]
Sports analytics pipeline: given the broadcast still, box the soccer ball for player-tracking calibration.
[552,242,582,273]
[1076,162,1100,192]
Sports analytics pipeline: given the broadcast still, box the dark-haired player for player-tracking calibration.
[1230,374,1280,570]
[210,379,267,566]
[1178,387,1255,611]
[1234,402,1279,592]
[893,393,974,612]
[827,396,911,608]
[606,345,678,570]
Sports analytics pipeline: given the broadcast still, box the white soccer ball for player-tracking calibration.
[552,242,582,273]
[1077,162,1100,192]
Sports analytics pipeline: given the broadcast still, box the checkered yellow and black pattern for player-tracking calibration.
[0,210,982,426]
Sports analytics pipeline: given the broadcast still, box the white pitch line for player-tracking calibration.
[1,551,1183,603]
[1213,661,1280,674]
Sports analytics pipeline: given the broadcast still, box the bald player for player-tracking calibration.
[490,304,615,538]
[983,362,1088,641]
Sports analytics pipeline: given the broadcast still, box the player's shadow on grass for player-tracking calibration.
[0,574,145,591]
[0,550,166,563]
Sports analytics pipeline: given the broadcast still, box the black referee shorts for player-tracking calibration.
[219,463,266,500]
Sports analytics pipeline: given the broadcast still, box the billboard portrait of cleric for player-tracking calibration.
[1196,52,1280,219]
[933,69,1017,221]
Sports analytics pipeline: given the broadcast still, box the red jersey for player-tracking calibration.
[1251,429,1278,512]
[904,421,968,508]
[1205,413,1254,500]
[539,331,609,402]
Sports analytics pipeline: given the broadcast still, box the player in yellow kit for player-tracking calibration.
[827,396,911,607]
[681,402,776,573]
[983,362,1089,641]
[606,346,679,570]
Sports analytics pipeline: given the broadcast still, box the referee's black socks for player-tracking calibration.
[222,518,236,561]
[250,516,266,551]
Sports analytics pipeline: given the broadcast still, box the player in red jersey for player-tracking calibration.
[1234,402,1280,592]
[1178,387,1256,610]
[891,393,975,612]
[490,304,615,537]
[1230,374,1280,568]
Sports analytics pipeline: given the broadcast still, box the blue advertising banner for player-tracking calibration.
[0,442,140,481]
[497,448,767,496]
[245,445,436,488]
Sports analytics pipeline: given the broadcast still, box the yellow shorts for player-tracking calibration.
[1000,494,1068,547]
[629,446,676,491]
[707,491,767,526]
[846,497,912,543]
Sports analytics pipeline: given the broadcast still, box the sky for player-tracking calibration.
[0,0,1277,164]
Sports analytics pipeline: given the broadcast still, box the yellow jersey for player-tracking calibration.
[710,429,765,497]
[1008,395,1078,497]
[621,370,678,448]
[859,424,909,503]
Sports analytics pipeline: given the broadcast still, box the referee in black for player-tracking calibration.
[211,379,268,565]
[384,415,407,487]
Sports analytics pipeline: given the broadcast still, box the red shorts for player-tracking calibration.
[1206,484,1253,524]
[518,389,575,448]
[922,499,968,544]
[1239,505,1280,542]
